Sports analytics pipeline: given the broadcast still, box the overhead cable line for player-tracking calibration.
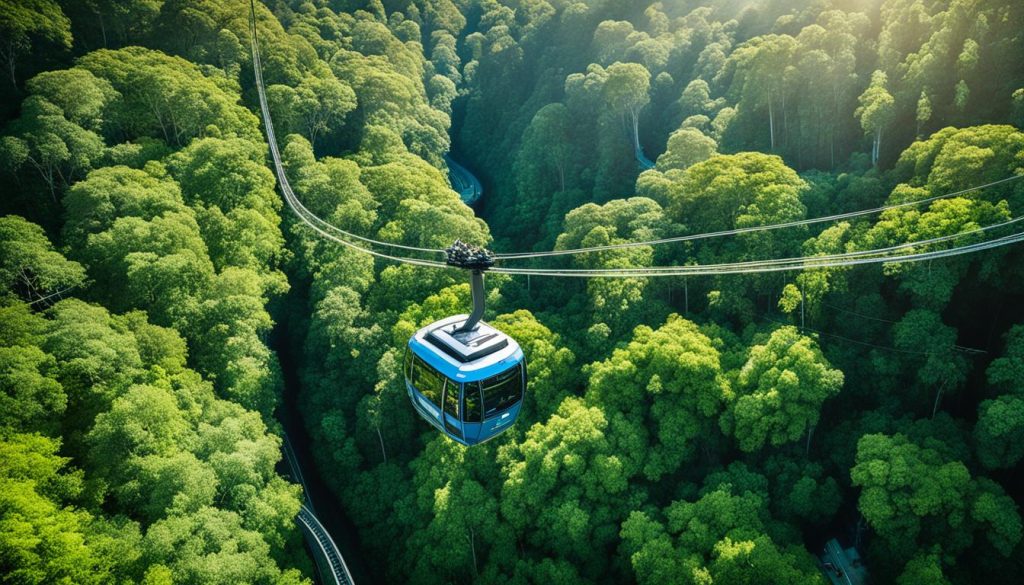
[817,302,986,354]
[491,231,1024,277]
[27,285,78,307]
[761,315,965,357]
[249,1,446,264]
[819,302,898,324]
[491,215,1024,276]
[494,174,1024,260]
[491,229,1024,278]
[497,215,1024,275]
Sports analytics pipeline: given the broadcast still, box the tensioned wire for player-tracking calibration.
[759,315,944,357]
[817,302,985,353]
[249,1,446,262]
[491,214,1024,276]
[494,174,1024,260]
[490,227,1024,278]
[248,0,1024,278]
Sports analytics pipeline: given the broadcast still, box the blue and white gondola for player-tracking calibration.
[403,268,525,445]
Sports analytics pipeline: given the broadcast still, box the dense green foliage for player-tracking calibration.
[0,1,308,581]
[1,0,1024,584]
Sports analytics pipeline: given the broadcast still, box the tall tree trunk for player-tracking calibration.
[781,91,788,149]
[768,98,775,150]
[99,12,108,47]
[932,380,947,419]
[309,125,319,153]
[684,277,689,315]
[4,45,16,87]
[830,134,835,169]
[800,284,806,331]
[468,527,478,575]
[877,127,882,166]
[43,164,57,204]
[827,84,835,168]
[375,424,387,463]
[873,127,882,167]
[631,108,641,152]
[148,95,172,144]
[816,107,824,168]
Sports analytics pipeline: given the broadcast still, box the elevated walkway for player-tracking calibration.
[282,434,355,585]
[819,538,867,585]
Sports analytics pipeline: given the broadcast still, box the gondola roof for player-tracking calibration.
[410,315,521,377]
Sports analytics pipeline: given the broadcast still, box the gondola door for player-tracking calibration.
[442,380,464,441]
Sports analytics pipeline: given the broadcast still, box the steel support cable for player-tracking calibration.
[248,2,446,264]
[491,215,1024,276]
[255,46,443,261]
[499,215,1024,275]
[27,285,79,306]
[760,315,938,357]
[490,229,1024,278]
[816,302,986,353]
[494,174,1024,260]
[492,231,1024,277]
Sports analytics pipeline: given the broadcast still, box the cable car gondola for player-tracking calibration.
[404,244,525,445]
